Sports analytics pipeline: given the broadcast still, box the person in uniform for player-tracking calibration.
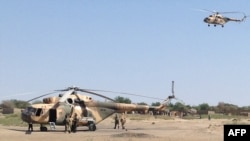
[71,113,78,133]
[65,114,73,133]
[64,114,69,133]
[114,113,119,129]
[120,113,126,129]
[28,121,33,132]
[65,105,75,133]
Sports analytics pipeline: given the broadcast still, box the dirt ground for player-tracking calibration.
[0,116,247,141]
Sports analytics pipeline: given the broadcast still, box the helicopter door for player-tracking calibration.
[49,109,57,122]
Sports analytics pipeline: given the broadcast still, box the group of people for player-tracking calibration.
[114,113,126,130]
[65,113,78,133]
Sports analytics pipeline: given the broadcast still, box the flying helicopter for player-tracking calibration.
[21,81,177,132]
[201,9,248,27]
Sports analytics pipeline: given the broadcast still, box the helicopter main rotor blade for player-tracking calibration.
[203,9,216,13]
[79,89,116,102]
[55,86,80,92]
[219,11,243,14]
[192,9,216,13]
[194,9,243,15]
[56,86,177,103]
[55,86,116,102]
[26,91,57,102]
[84,89,165,101]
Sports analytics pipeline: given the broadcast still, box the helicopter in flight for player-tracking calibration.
[21,81,177,132]
[202,9,248,27]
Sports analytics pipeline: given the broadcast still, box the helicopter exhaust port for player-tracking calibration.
[66,98,74,104]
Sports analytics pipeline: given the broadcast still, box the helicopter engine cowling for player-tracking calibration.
[43,97,59,104]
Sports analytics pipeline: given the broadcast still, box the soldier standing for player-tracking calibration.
[64,114,69,133]
[65,115,73,133]
[65,105,75,133]
[28,121,33,132]
[71,113,78,133]
[120,113,126,129]
[114,113,119,129]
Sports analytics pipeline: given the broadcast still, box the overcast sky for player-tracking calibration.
[1,0,250,106]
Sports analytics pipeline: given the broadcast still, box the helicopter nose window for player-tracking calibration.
[26,107,36,114]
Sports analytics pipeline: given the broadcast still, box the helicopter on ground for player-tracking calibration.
[202,9,248,27]
[21,81,177,132]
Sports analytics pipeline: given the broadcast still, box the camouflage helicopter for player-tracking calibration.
[202,9,248,27]
[21,82,176,132]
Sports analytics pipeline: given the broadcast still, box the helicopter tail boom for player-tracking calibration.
[227,17,245,22]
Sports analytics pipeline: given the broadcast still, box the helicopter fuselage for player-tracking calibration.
[203,13,245,27]
[21,93,170,131]
[203,14,228,27]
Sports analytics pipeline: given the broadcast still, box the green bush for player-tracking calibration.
[0,113,27,126]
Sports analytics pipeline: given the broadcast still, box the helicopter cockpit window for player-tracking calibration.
[209,15,213,17]
[25,107,36,115]
[35,108,43,116]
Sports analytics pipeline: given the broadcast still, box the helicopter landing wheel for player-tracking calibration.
[222,25,224,28]
[40,126,48,131]
[88,122,96,131]
[208,24,210,27]
[214,24,216,27]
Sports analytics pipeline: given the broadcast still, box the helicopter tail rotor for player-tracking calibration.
[162,81,185,105]
[171,80,175,98]
[161,81,175,105]
[241,13,249,22]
